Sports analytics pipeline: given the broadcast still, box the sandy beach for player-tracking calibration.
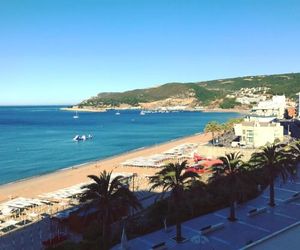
[0,133,212,203]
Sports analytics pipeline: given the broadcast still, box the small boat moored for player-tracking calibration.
[73,111,79,119]
[73,134,93,142]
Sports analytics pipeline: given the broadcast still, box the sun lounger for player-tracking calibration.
[16,219,32,226]
[0,220,18,233]
[247,207,267,217]
[150,242,167,250]
[200,223,224,234]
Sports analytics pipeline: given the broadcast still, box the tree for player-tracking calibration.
[149,161,199,242]
[225,118,244,131]
[286,140,300,175]
[209,152,247,221]
[80,171,142,250]
[219,98,238,109]
[250,143,295,207]
[204,121,222,145]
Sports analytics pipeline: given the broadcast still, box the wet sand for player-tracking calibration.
[0,133,212,203]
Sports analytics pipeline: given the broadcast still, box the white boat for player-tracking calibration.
[73,134,93,142]
[115,111,120,115]
[140,111,146,116]
[73,135,80,141]
[73,111,79,119]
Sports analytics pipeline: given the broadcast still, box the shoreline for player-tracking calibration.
[60,107,107,112]
[0,132,212,203]
[0,135,186,187]
[61,106,248,114]
[201,108,249,114]
[0,133,197,186]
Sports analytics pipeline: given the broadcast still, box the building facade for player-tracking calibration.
[251,95,286,119]
[234,121,284,148]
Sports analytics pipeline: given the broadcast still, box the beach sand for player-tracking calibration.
[0,133,212,203]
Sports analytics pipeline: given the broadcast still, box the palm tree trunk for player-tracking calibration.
[174,192,182,242]
[228,194,236,221]
[102,214,110,250]
[102,220,108,250]
[212,132,215,145]
[176,217,182,242]
[269,175,275,207]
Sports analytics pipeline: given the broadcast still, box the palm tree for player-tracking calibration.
[149,161,199,243]
[250,143,295,207]
[288,140,300,175]
[80,171,142,250]
[209,152,247,221]
[225,118,244,130]
[204,121,221,145]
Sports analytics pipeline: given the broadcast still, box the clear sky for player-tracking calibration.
[1,0,300,105]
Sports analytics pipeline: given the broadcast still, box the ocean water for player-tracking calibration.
[0,106,241,185]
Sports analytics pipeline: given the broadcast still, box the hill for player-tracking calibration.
[78,73,300,110]
[198,73,300,96]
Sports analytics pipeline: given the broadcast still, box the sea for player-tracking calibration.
[0,106,241,185]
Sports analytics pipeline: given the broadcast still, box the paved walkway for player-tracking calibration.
[112,177,300,250]
[2,177,300,250]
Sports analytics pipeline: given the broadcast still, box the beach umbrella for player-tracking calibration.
[120,225,129,250]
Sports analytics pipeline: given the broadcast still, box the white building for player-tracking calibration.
[251,95,286,119]
[244,115,276,123]
[236,96,266,105]
[233,121,284,148]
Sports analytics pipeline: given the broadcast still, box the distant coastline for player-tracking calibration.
[60,106,107,112]
[201,108,249,114]
[61,105,249,114]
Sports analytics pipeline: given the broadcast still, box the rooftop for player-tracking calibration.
[240,121,278,127]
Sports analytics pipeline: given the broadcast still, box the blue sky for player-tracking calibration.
[1,0,300,105]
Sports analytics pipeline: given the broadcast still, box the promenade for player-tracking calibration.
[112,176,300,250]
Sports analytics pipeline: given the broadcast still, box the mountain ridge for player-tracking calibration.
[77,72,300,110]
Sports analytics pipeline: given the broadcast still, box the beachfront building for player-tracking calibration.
[233,120,284,148]
[244,114,276,123]
[251,95,286,119]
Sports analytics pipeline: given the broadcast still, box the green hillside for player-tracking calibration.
[80,83,222,107]
[79,73,300,108]
[199,73,300,97]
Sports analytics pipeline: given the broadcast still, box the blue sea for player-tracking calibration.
[0,106,241,185]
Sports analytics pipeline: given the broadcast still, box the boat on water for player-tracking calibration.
[73,134,93,141]
[115,111,120,115]
[140,111,146,116]
[73,111,79,119]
